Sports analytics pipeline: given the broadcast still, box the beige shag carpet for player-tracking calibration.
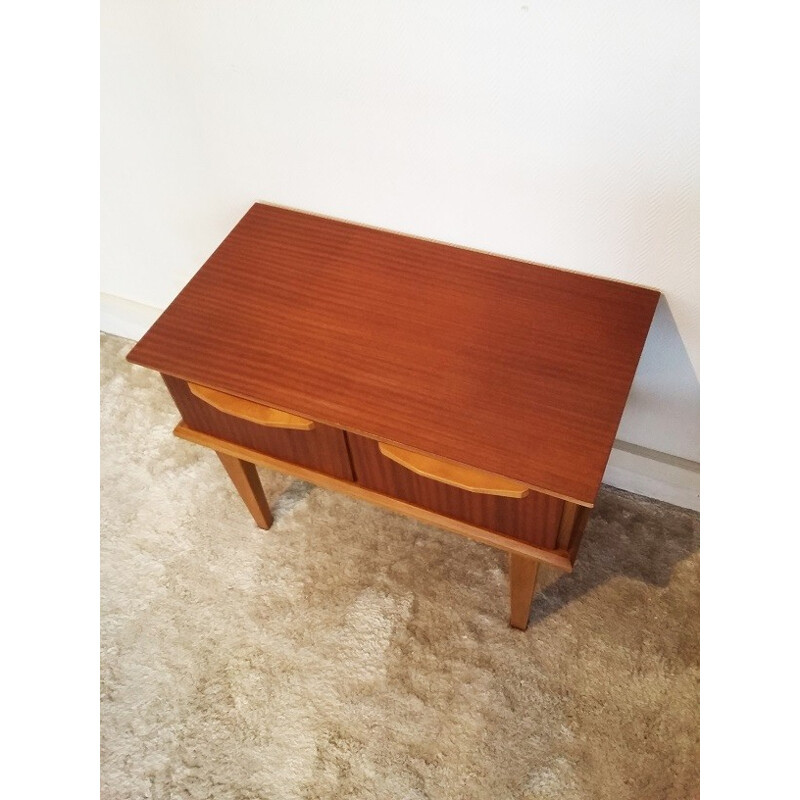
[100,333,699,799]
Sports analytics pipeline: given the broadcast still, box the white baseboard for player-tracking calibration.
[603,441,699,511]
[100,292,162,341]
[101,292,700,512]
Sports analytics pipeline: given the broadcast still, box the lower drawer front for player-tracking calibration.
[162,375,354,482]
[346,433,564,549]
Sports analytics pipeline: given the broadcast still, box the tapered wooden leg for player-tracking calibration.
[509,553,540,630]
[216,452,273,529]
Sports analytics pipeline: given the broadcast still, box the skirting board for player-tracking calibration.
[101,292,700,512]
[604,441,699,512]
[101,292,163,342]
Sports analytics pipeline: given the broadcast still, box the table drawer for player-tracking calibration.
[162,375,354,482]
[346,433,564,549]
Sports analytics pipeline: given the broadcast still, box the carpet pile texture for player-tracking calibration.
[100,333,699,799]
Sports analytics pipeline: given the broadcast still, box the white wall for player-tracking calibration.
[101,0,699,466]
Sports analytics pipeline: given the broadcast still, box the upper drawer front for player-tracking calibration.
[347,433,564,549]
[162,375,354,482]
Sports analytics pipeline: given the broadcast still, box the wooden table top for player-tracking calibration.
[128,203,659,506]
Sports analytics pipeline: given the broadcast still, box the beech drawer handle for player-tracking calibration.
[378,443,529,498]
[188,383,315,430]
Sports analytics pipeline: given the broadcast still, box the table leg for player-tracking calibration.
[509,552,540,630]
[216,451,273,529]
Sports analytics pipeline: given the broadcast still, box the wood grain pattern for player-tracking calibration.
[568,506,592,562]
[348,433,565,549]
[127,202,659,506]
[377,442,530,498]
[162,375,354,482]
[188,383,315,429]
[555,502,579,550]
[174,422,574,571]
[509,554,540,630]
[216,452,273,529]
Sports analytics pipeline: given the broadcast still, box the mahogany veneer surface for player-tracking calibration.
[128,203,659,505]
[162,375,354,482]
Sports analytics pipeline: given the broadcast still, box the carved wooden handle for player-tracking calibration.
[378,443,529,498]
[188,383,315,430]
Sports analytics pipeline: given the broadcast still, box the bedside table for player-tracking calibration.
[127,203,659,629]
